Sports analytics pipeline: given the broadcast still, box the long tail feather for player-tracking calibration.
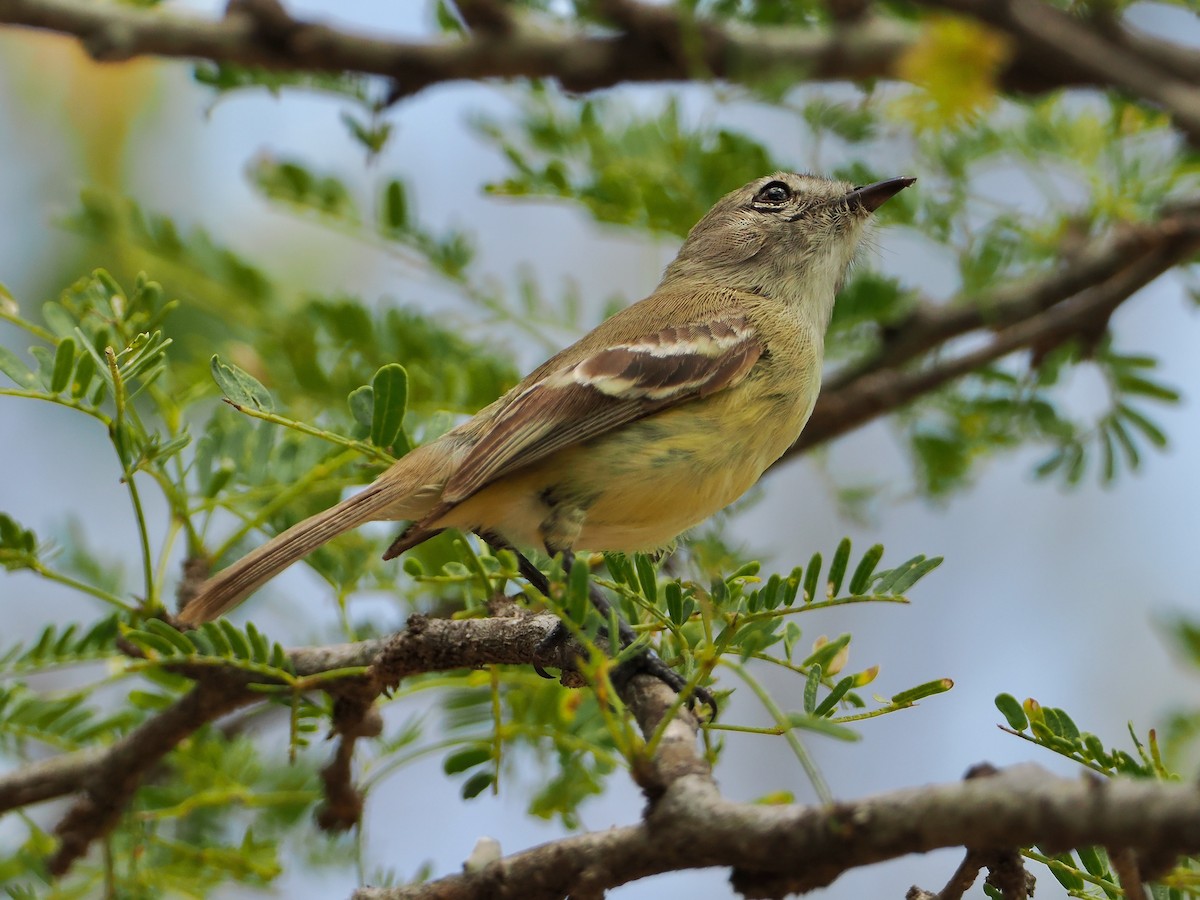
[178,482,398,625]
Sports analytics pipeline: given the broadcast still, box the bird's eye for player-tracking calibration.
[755,181,792,204]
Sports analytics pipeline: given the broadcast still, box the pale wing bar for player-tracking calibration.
[439,314,763,506]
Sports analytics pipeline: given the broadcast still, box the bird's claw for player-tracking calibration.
[611,648,719,719]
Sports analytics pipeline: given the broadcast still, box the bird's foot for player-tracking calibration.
[610,647,718,719]
[533,620,569,679]
[535,620,717,717]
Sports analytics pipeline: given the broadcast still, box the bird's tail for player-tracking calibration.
[177,479,403,626]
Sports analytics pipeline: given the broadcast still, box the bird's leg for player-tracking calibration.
[477,531,557,679]
[564,542,710,710]
[556,548,717,717]
[476,533,716,716]
[556,549,637,646]
[564,549,720,720]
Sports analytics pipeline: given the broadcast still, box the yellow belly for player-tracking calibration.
[570,387,810,549]
[443,376,815,553]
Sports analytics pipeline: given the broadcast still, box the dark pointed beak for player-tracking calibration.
[849,177,916,212]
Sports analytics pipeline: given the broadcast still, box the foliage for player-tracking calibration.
[994,692,1200,899]
[0,265,945,893]
[1,0,1199,895]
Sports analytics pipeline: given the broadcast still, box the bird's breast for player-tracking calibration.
[554,369,818,551]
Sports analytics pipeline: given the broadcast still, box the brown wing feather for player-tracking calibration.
[440,314,763,505]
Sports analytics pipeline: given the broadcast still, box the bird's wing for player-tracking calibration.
[440,313,763,504]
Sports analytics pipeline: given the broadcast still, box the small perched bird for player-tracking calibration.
[179,172,913,627]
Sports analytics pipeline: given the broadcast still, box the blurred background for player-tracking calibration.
[1,1,1198,897]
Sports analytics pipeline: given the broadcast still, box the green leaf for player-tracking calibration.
[875,556,943,594]
[826,538,851,597]
[665,581,685,625]
[200,621,233,657]
[889,679,954,705]
[995,693,1028,730]
[219,619,252,660]
[70,352,95,399]
[348,385,373,431]
[1117,404,1168,448]
[443,746,492,775]
[812,676,855,718]
[801,634,850,671]
[248,157,357,220]
[1082,733,1113,769]
[461,771,494,799]
[634,554,658,605]
[433,0,466,32]
[1107,414,1140,470]
[380,179,409,234]
[140,619,194,655]
[1040,850,1085,890]
[370,364,409,453]
[211,355,273,412]
[0,513,38,568]
[1114,373,1180,403]
[848,544,884,595]
[782,622,802,661]
[803,664,821,714]
[783,712,859,741]
[0,346,38,389]
[566,556,590,626]
[49,338,75,394]
[802,553,821,603]
[1075,846,1109,878]
[341,111,392,155]
[1042,706,1080,741]
[781,567,802,607]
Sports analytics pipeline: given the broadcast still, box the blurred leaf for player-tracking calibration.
[481,94,777,237]
[211,355,274,412]
[369,364,409,454]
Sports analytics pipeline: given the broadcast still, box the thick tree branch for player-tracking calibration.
[0,0,913,95]
[351,764,1200,900]
[786,203,1200,457]
[0,610,579,874]
[0,0,1196,135]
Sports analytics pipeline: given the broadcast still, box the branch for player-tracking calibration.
[1,0,1197,129]
[787,202,1200,456]
[46,673,255,875]
[351,764,1200,899]
[917,0,1200,142]
[0,0,914,95]
[0,610,577,873]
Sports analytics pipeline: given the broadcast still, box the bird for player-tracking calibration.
[178,172,914,645]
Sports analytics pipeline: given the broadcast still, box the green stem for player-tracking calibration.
[741,594,910,625]
[705,723,789,736]
[30,562,134,611]
[106,347,155,609]
[0,303,56,342]
[223,401,394,464]
[722,658,831,803]
[0,387,112,425]
[1022,849,1120,893]
[214,446,363,560]
[455,534,500,607]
